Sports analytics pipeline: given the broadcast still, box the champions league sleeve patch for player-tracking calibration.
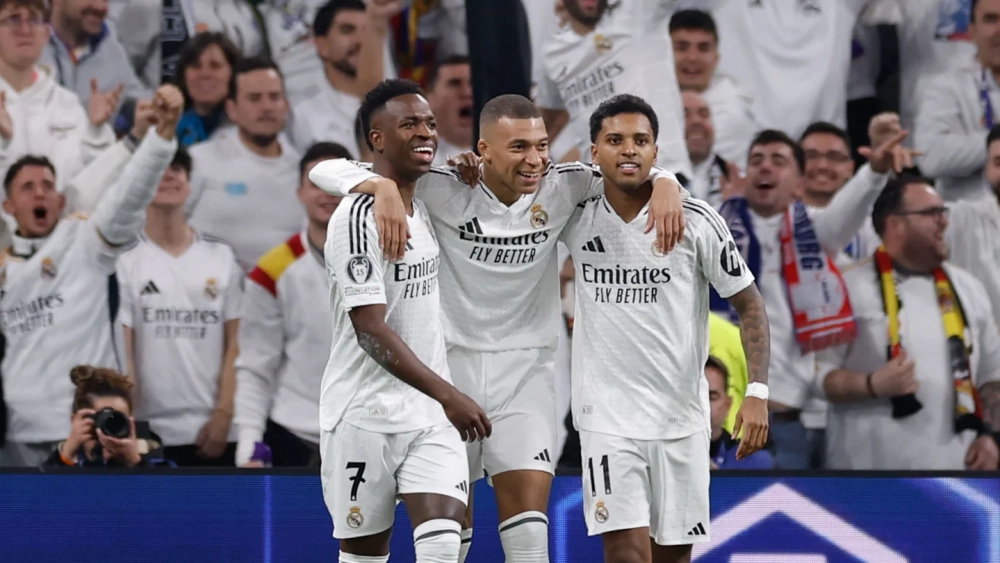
[346,255,374,284]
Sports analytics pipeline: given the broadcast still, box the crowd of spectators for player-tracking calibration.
[0,0,997,472]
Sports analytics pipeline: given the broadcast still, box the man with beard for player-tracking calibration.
[536,0,692,180]
[289,0,399,159]
[186,57,303,270]
[310,92,685,563]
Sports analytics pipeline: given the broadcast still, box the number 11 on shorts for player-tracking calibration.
[587,455,611,496]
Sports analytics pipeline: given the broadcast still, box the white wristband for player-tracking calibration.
[745,382,769,400]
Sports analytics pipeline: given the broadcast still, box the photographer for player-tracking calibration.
[44,366,162,468]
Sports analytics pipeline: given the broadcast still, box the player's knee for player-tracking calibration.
[413,519,462,563]
[498,511,549,562]
[457,528,473,563]
[337,553,390,563]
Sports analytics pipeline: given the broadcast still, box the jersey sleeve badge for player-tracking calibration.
[347,256,374,284]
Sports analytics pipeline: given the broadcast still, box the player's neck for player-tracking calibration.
[603,181,652,223]
[372,161,417,216]
[145,207,194,256]
[481,164,521,206]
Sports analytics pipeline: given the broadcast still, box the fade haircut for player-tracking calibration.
[799,121,853,153]
[871,173,934,236]
[229,56,283,100]
[589,94,659,143]
[669,9,718,42]
[299,142,353,179]
[749,130,806,174]
[358,79,425,150]
[4,155,55,194]
[479,94,542,129]
[313,0,366,36]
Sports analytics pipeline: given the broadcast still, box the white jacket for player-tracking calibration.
[0,65,114,192]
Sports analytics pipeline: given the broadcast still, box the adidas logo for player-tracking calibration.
[686,522,707,536]
[581,237,605,253]
[458,217,484,235]
[533,449,552,462]
[140,281,160,295]
[455,481,468,493]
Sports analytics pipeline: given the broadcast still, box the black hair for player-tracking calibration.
[313,0,366,37]
[4,155,55,194]
[479,94,541,129]
[358,79,425,151]
[175,32,241,109]
[669,9,718,42]
[299,142,353,179]
[229,56,283,100]
[170,146,192,176]
[799,121,853,153]
[988,124,1000,149]
[589,94,659,143]
[871,173,934,236]
[973,0,981,22]
[426,55,470,91]
[705,356,729,389]
[749,129,806,174]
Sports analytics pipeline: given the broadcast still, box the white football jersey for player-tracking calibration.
[536,0,692,178]
[563,196,754,440]
[0,218,125,443]
[116,232,244,446]
[309,159,679,352]
[321,194,450,433]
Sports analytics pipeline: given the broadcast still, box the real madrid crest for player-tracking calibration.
[530,204,549,229]
[347,506,364,528]
[594,34,613,55]
[40,257,57,280]
[204,277,218,300]
[650,242,665,258]
[594,501,609,523]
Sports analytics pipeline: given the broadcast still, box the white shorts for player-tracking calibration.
[580,429,711,546]
[448,346,558,480]
[320,421,469,539]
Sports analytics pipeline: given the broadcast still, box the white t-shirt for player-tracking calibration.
[116,232,244,446]
[0,219,125,443]
[288,81,362,158]
[709,0,870,138]
[187,129,305,270]
[320,194,450,433]
[816,260,1000,470]
[536,0,692,178]
[563,196,754,440]
[309,159,678,352]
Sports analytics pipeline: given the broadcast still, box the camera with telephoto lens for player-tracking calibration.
[88,407,131,439]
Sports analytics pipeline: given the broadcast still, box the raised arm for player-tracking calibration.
[91,85,182,248]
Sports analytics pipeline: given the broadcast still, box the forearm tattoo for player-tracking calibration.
[728,285,770,386]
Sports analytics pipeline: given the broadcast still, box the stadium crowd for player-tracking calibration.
[0,0,997,479]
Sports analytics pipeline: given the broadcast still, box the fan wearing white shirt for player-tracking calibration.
[0,83,181,467]
[319,79,490,563]
[710,127,913,469]
[234,141,352,468]
[117,146,243,467]
[187,56,304,270]
[562,94,770,561]
[816,175,1000,470]
[425,56,473,166]
[536,0,692,179]
[288,0,399,158]
[669,9,755,166]
[309,92,685,563]
[914,0,1000,202]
